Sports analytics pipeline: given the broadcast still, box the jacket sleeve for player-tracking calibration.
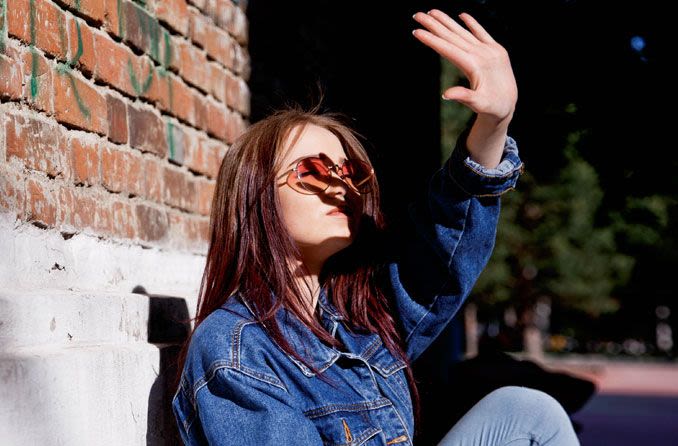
[172,367,324,445]
[386,124,524,364]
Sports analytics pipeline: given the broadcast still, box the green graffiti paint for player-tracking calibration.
[127,57,154,95]
[58,13,67,57]
[65,71,91,118]
[1,0,7,53]
[117,0,124,38]
[167,119,175,159]
[163,28,171,68]
[74,0,81,10]
[67,19,83,67]
[29,0,38,97]
[30,47,38,98]
[149,15,160,62]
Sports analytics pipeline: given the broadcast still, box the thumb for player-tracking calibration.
[442,86,474,105]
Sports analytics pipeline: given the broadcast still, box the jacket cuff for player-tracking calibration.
[447,125,525,197]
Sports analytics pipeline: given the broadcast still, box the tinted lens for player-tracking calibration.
[293,158,332,194]
[289,157,374,195]
[341,159,373,194]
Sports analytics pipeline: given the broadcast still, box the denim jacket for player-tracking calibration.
[172,127,524,445]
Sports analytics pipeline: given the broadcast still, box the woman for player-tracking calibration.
[172,9,580,446]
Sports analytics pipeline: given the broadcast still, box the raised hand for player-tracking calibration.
[412,9,519,170]
[412,10,517,125]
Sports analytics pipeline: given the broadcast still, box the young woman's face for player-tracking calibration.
[276,124,364,267]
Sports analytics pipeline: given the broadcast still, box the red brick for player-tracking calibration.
[53,68,108,135]
[93,196,113,235]
[206,99,228,141]
[153,0,189,36]
[170,77,195,126]
[183,133,206,175]
[33,0,69,60]
[56,0,106,23]
[196,178,214,216]
[0,165,26,219]
[93,31,136,96]
[209,62,227,103]
[188,7,208,48]
[225,112,246,145]
[69,135,100,186]
[103,0,122,38]
[20,47,53,114]
[142,156,163,202]
[101,145,125,193]
[122,0,168,66]
[227,4,248,45]
[0,45,23,100]
[178,41,208,92]
[106,93,128,144]
[146,67,172,112]
[58,186,97,230]
[101,145,142,196]
[167,120,186,165]
[204,25,233,69]
[67,15,96,76]
[193,90,207,132]
[5,111,68,178]
[135,203,169,242]
[163,165,196,212]
[26,178,57,226]
[111,198,137,239]
[205,139,226,178]
[127,104,168,156]
[6,0,31,44]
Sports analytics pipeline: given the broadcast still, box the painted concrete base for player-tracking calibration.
[0,212,203,445]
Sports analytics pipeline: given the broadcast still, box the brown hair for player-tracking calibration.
[173,100,422,431]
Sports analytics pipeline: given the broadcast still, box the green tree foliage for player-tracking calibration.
[471,131,635,321]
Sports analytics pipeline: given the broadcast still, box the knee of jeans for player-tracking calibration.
[485,386,569,423]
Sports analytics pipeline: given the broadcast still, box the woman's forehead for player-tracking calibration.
[281,124,347,166]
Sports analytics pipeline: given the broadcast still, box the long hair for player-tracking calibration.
[173,100,422,431]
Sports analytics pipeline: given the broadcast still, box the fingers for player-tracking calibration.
[426,10,478,46]
[457,12,497,45]
[411,28,473,75]
[412,12,472,52]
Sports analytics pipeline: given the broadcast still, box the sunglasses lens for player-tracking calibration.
[342,159,373,194]
[290,157,374,194]
[293,158,332,194]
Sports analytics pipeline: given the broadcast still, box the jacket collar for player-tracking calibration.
[233,287,388,377]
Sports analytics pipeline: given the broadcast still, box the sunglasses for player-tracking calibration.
[279,154,375,195]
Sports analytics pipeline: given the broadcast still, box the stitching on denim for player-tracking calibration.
[362,336,383,361]
[462,156,523,179]
[237,365,288,392]
[448,172,518,198]
[232,319,257,368]
[403,198,471,345]
[390,402,413,444]
[304,397,392,418]
[353,427,382,445]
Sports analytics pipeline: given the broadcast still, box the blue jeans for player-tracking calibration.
[436,386,580,446]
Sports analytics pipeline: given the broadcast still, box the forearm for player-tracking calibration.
[466,113,513,170]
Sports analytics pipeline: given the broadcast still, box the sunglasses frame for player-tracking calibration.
[278,155,375,195]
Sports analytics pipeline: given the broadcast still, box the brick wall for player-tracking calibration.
[0,1,250,443]
[0,0,250,254]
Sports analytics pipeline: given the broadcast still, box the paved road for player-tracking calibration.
[572,393,678,445]
[538,357,678,445]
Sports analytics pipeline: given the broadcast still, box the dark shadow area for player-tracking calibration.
[412,313,596,445]
[132,285,191,446]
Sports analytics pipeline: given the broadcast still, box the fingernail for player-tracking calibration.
[412,13,416,19]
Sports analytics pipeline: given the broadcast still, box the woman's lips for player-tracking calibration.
[327,206,351,216]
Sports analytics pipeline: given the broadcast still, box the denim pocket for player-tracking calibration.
[305,399,389,446]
